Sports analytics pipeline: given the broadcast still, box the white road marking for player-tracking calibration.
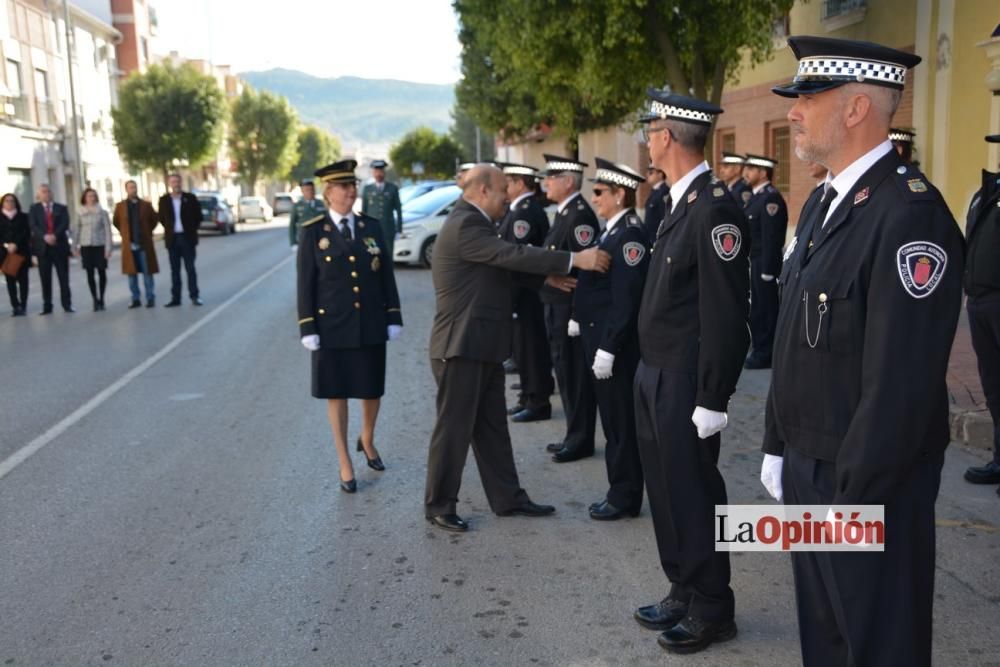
[0,254,294,482]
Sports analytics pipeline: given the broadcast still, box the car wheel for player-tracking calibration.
[230,222,237,234]
[420,236,436,268]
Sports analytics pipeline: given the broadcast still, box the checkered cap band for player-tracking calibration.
[503,165,537,177]
[721,156,745,165]
[458,162,477,171]
[745,157,776,168]
[649,100,715,125]
[544,160,584,173]
[888,131,913,142]
[595,168,641,190]
[796,57,906,87]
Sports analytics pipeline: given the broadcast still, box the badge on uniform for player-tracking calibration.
[713,187,725,198]
[371,256,381,272]
[622,241,646,266]
[741,190,752,204]
[363,237,381,255]
[907,178,928,193]
[687,191,698,204]
[318,237,330,250]
[766,202,780,216]
[853,187,870,206]
[896,241,947,299]
[513,220,531,239]
[323,224,332,232]
[711,224,742,261]
[574,225,595,246]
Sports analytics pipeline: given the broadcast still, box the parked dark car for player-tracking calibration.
[196,193,237,235]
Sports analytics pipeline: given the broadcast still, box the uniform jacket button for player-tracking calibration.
[666,256,672,264]
[351,271,358,278]
[819,293,828,303]
[353,286,360,293]
[349,256,356,262]
[354,302,361,309]
[318,308,325,315]
[325,256,332,262]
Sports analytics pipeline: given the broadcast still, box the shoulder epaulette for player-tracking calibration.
[625,213,643,227]
[892,164,937,201]
[301,214,324,227]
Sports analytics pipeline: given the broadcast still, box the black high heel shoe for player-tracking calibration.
[340,477,357,493]
[357,437,385,472]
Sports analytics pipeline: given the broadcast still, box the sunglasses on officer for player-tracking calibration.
[592,187,608,197]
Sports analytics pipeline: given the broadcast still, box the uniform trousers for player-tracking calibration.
[782,446,941,667]
[424,357,530,517]
[968,291,1000,463]
[582,329,643,510]
[511,290,554,410]
[544,302,596,453]
[749,256,779,362]
[634,360,734,621]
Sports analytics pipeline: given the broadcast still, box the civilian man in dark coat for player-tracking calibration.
[158,173,203,307]
[28,183,73,314]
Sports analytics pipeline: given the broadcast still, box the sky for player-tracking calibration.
[152,0,462,84]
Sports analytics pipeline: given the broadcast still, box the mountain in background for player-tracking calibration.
[239,69,455,150]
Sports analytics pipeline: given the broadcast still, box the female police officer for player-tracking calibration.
[297,159,403,493]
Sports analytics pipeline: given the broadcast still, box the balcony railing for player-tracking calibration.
[7,95,32,122]
[822,0,866,19]
[35,100,58,127]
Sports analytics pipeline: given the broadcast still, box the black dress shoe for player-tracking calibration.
[511,406,552,422]
[64,306,75,313]
[39,307,53,315]
[128,300,142,309]
[192,297,204,306]
[427,513,468,532]
[356,437,385,472]
[340,478,357,493]
[497,501,555,517]
[164,300,181,308]
[545,442,563,453]
[506,404,526,416]
[552,446,594,463]
[146,299,155,308]
[964,461,1000,484]
[635,598,689,630]
[743,356,770,370]
[657,616,737,655]
[589,499,639,521]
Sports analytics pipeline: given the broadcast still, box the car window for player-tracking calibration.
[402,185,460,217]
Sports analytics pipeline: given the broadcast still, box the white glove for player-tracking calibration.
[760,454,783,502]
[387,324,402,341]
[691,406,728,439]
[291,244,298,252]
[761,274,775,282]
[567,319,580,337]
[592,349,614,380]
[300,334,320,351]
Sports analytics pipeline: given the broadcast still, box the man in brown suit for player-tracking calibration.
[425,164,611,532]
[113,180,160,308]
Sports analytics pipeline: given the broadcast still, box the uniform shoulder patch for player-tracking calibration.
[711,224,742,261]
[301,214,324,227]
[625,214,643,227]
[622,241,646,266]
[513,219,531,239]
[713,186,725,198]
[897,241,947,298]
[574,224,595,246]
[766,202,780,216]
[741,190,752,204]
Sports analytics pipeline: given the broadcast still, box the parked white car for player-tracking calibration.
[238,196,273,222]
[393,185,461,267]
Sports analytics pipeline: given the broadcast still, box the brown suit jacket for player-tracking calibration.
[113,199,160,275]
[429,198,571,363]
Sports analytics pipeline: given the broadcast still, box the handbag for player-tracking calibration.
[1,251,26,277]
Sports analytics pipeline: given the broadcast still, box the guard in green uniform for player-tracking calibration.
[289,179,325,247]
[360,159,403,256]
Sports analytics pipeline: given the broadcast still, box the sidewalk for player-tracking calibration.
[948,306,994,450]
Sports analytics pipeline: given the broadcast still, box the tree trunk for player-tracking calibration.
[704,60,728,163]
[645,2,689,93]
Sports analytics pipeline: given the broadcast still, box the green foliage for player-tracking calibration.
[450,102,495,162]
[389,127,464,180]
[288,125,342,184]
[228,87,299,192]
[111,61,227,179]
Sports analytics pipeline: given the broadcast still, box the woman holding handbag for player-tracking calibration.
[0,193,31,316]
[72,188,113,311]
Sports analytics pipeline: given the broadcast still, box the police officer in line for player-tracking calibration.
[288,178,325,248]
[360,159,403,256]
[499,163,554,422]
[963,134,1000,493]
[890,127,917,164]
[759,37,963,666]
[742,154,788,369]
[633,90,750,655]
[575,158,649,520]
[537,154,601,462]
[717,152,750,206]
[298,159,403,494]
[455,162,477,188]
[642,162,668,243]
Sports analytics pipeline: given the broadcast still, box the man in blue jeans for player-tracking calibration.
[157,173,203,307]
[113,180,159,308]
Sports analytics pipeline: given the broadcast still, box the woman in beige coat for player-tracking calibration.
[72,188,113,311]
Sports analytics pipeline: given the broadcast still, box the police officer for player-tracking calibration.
[632,90,750,655]
[575,158,648,519]
[742,154,788,369]
[456,162,477,188]
[643,163,668,243]
[717,152,750,206]
[360,159,403,256]
[289,178,325,248]
[298,159,403,494]
[499,163,554,422]
[537,154,600,462]
[890,127,917,164]
[963,134,1000,492]
[759,37,963,667]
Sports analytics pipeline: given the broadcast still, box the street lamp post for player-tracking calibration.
[62,0,84,209]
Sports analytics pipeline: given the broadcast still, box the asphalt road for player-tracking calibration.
[1,218,997,666]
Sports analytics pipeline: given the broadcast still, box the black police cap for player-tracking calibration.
[773,36,921,98]
[639,88,722,126]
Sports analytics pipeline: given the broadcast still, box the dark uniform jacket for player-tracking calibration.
[636,170,751,411]
[540,193,600,305]
[574,210,649,354]
[429,199,571,363]
[157,192,202,247]
[28,202,70,256]
[498,194,550,295]
[964,169,1000,296]
[643,182,669,243]
[297,211,402,348]
[730,180,752,208]
[0,211,31,260]
[763,151,964,505]
[745,183,789,277]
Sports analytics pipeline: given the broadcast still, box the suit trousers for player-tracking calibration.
[37,246,71,310]
[425,357,530,516]
[582,329,643,510]
[168,235,199,301]
[511,290,554,410]
[749,256,779,362]
[967,291,1000,462]
[783,447,941,667]
[634,360,734,621]
[544,302,596,453]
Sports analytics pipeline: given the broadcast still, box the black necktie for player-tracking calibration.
[655,196,673,239]
[807,186,837,250]
[340,221,352,241]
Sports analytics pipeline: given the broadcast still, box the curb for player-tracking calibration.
[950,406,993,451]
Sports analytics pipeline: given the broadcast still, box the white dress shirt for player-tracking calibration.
[822,139,893,227]
[752,180,772,196]
[600,208,630,242]
[668,161,711,214]
[509,191,533,212]
[328,210,355,238]
[557,191,581,214]
[171,195,183,233]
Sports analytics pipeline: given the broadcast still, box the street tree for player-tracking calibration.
[111,61,227,182]
[389,127,464,179]
[228,87,299,194]
[450,102,495,162]
[288,126,342,185]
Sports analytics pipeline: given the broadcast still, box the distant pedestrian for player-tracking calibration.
[360,160,402,256]
[28,183,73,314]
[112,180,159,308]
[0,193,31,316]
[288,178,324,248]
[72,188,113,311]
[158,173,203,307]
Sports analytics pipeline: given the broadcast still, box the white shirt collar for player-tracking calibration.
[824,139,893,224]
[557,191,581,214]
[752,180,771,195]
[651,180,666,191]
[509,191,533,211]
[328,210,355,235]
[603,208,630,235]
[668,161,710,214]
